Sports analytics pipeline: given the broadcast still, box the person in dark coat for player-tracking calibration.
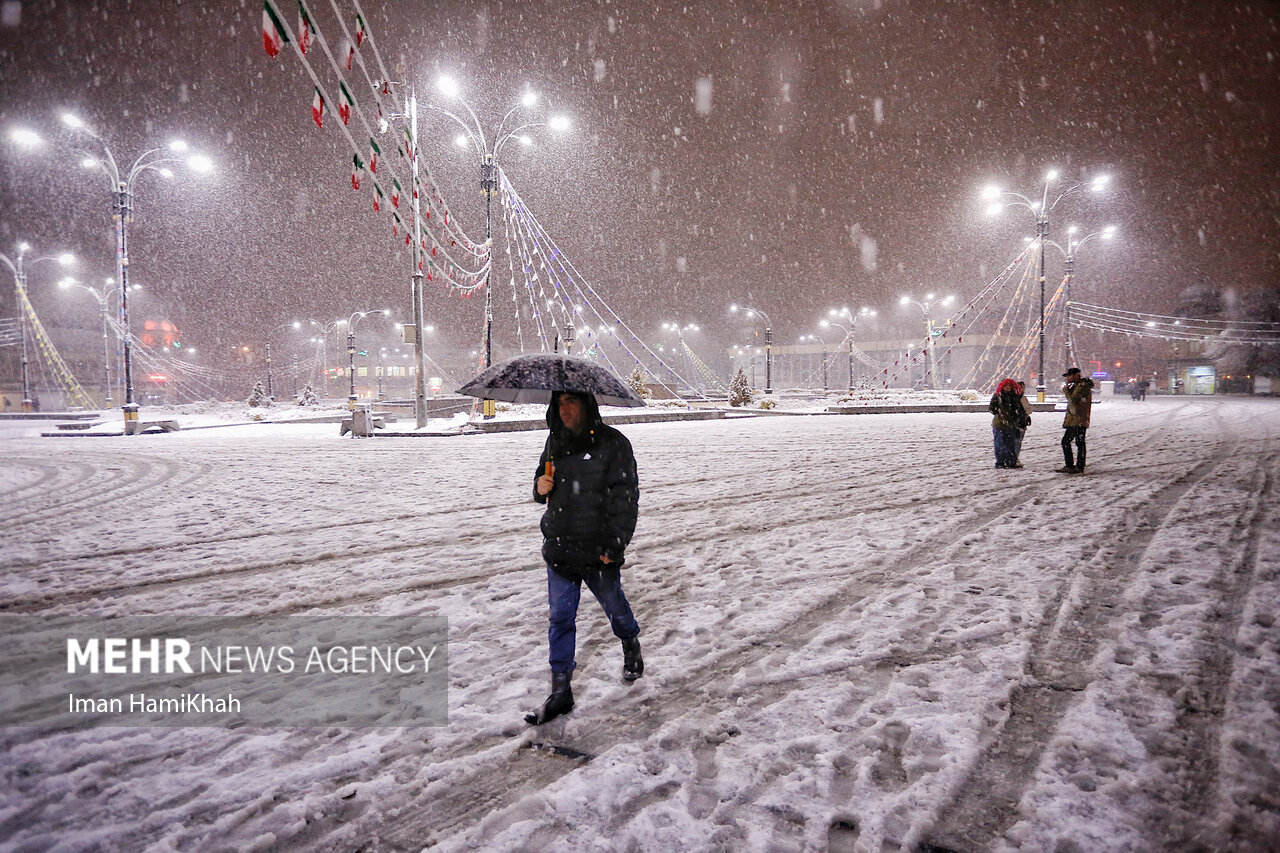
[1059,367,1095,473]
[526,391,642,725]
[988,378,1029,469]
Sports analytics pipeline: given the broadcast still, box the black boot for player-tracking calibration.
[525,670,573,725]
[622,636,644,682]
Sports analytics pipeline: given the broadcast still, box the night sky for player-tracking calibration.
[1,0,1276,369]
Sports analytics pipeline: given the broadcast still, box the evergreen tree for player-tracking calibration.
[247,381,271,407]
[728,367,753,407]
[297,384,320,406]
[627,365,651,399]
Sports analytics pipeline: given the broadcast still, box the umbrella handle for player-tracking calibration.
[545,461,553,477]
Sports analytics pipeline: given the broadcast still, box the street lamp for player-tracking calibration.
[899,293,954,390]
[799,334,829,391]
[58,113,212,432]
[0,243,75,411]
[57,276,119,407]
[1044,225,1117,367]
[303,318,345,394]
[346,309,391,406]
[730,303,773,394]
[661,321,701,392]
[430,76,571,377]
[822,306,876,393]
[983,170,1111,400]
[265,321,303,400]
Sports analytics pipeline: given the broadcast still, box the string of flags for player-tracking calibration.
[261,0,489,296]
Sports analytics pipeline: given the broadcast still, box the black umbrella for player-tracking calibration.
[457,353,646,408]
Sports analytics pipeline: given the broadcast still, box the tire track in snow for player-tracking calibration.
[387,480,1096,851]
[0,456,1073,617]
[0,401,1222,851]
[1142,439,1278,851]
[0,451,209,531]
[922,411,1240,852]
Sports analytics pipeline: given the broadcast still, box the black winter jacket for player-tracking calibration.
[533,394,639,575]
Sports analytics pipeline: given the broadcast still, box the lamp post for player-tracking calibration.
[822,306,876,392]
[375,87,434,427]
[265,321,303,400]
[730,304,773,394]
[899,294,954,390]
[0,244,74,411]
[303,319,344,395]
[51,113,212,432]
[983,170,1111,401]
[430,77,571,374]
[345,309,391,406]
[57,276,119,407]
[798,334,829,391]
[661,322,701,392]
[1044,225,1117,367]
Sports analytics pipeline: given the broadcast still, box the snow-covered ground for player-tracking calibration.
[1,396,1277,851]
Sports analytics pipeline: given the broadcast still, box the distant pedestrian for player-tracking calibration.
[1013,380,1033,467]
[1059,367,1094,473]
[988,378,1028,469]
[526,391,643,726]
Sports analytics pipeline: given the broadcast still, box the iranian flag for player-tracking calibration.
[340,37,354,70]
[338,83,353,126]
[392,212,403,237]
[262,1,288,57]
[297,1,316,54]
[351,154,364,190]
[355,12,367,46]
[391,179,401,209]
[368,138,380,173]
[373,184,384,213]
[312,88,325,128]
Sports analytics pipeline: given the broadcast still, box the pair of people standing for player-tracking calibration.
[990,368,1094,473]
[989,378,1032,468]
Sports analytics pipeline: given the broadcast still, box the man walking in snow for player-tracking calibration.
[526,391,643,725]
[1058,367,1095,473]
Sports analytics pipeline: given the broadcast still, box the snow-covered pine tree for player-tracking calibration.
[728,367,753,407]
[297,384,320,406]
[627,365,651,399]
[247,381,271,407]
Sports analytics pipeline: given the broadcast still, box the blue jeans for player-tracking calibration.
[993,428,1018,467]
[547,565,639,673]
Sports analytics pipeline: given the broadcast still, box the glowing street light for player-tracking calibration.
[821,306,876,392]
[346,309,392,405]
[429,76,571,379]
[982,169,1112,400]
[661,322,702,392]
[0,244,75,411]
[58,276,121,407]
[265,321,305,400]
[1044,225,1118,366]
[799,333,830,391]
[900,293,954,390]
[730,303,774,394]
[58,112,213,432]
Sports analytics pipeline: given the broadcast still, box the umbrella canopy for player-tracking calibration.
[457,353,646,408]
